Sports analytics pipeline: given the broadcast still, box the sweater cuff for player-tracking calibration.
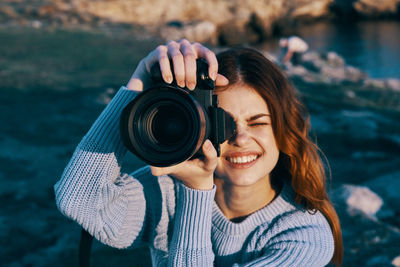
[172,181,216,249]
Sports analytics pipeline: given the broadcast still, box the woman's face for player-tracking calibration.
[215,84,280,187]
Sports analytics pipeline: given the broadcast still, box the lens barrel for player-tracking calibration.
[120,85,210,167]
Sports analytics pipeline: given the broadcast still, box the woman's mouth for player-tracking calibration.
[225,153,261,169]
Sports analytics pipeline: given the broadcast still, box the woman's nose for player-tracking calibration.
[228,124,250,146]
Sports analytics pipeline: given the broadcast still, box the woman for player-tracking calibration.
[55,39,343,266]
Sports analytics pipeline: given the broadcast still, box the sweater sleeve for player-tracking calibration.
[54,86,148,248]
[235,211,335,267]
[168,182,216,266]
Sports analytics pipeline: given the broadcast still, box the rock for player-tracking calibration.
[288,51,367,85]
[217,19,258,45]
[37,5,57,18]
[331,0,400,18]
[31,20,43,29]
[363,78,400,92]
[364,171,400,212]
[363,78,387,89]
[52,0,334,42]
[353,0,400,18]
[23,6,35,16]
[0,5,19,19]
[325,51,345,67]
[345,66,367,83]
[3,0,400,43]
[160,20,217,44]
[320,65,347,83]
[291,0,334,19]
[385,78,400,91]
[53,13,71,26]
[333,184,383,218]
[345,90,356,98]
[301,52,325,72]
[52,2,74,12]
[392,255,400,267]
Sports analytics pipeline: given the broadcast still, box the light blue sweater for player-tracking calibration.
[54,87,335,266]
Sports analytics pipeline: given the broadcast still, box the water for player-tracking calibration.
[261,21,400,79]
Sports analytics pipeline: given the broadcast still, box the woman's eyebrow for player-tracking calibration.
[247,113,270,121]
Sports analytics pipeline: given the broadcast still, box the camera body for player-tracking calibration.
[120,58,235,167]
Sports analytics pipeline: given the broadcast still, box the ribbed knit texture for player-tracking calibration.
[55,86,335,267]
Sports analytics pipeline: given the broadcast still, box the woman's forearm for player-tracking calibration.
[168,182,216,266]
[54,87,147,248]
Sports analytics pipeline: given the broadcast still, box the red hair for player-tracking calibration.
[216,47,343,266]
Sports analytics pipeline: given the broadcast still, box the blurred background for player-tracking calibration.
[0,0,399,266]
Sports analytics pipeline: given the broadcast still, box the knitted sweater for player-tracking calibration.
[54,87,335,267]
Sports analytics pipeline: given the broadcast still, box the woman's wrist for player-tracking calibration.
[182,178,214,191]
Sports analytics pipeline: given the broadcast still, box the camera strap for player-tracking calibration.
[79,228,93,267]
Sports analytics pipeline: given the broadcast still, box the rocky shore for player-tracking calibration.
[283,51,400,267]
[2,0,400,45]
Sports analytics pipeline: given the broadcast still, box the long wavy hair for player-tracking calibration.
[215,47,343,266]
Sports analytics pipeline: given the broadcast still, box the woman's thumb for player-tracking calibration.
[202,139,217,171]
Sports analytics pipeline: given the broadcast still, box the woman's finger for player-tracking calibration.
[142,45,172,84]
[158,47,173,83]
[215,74,229,86]
[179,39,198,90]
[167,41,185,87]
[193,42,218,81]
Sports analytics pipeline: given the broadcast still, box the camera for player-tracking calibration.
[120,58,235,167]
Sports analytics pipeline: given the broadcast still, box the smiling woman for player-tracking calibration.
[54,40,343,266]
[213,84,280,226]
[215,47,343,265]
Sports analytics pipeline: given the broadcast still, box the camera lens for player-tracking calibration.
[120,86,209,167]
[150,104,189,145]
[140,101,193,150]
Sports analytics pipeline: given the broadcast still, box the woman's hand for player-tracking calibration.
[151,139,217,190]
[126,39,229,92]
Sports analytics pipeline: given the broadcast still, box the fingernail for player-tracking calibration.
[188,82,195,90]
[165,76,173,84]
[204,140,211,150]
[178,81,185,88]
[211,72,217,81]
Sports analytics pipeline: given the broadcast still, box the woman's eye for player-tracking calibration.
[249,122,269,127]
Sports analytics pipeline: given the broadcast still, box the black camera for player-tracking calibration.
[120,58,235,167]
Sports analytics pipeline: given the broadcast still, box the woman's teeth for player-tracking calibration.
[226,155,258,164]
